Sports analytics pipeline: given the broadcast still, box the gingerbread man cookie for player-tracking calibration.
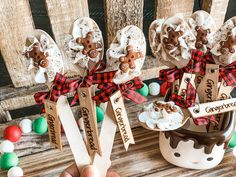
[153,101,178,113]
[119,45,143,73]
[219,32,236,55]
[195,26,210,49]
[25,42,49,68]
[76,31,102,58]
[163,27,183,50]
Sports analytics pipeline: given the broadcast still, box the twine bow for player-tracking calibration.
[93,77,147,104]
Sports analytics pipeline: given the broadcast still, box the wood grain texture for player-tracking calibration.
[0,0,36,87]
[104,0,144,45]
[0,125,235,177]
[202,0,229,28]
[155,0,194,19]
[45,0,89,77]
[0,56,167,121]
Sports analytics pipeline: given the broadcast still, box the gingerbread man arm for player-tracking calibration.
[163,27,183,50]
[119,45,143,73]
[220,32,236,55]
[76,31,102,58]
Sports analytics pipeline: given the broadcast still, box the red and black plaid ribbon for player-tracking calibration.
[219,61,236,87]
[159,67,184,83]
[169,81,217,125]
[185,49,215,75]
[93,77,147,104]
[64,61,116,105]
[34,73,68,112]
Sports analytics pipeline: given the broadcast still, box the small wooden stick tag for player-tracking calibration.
[188,97,236,118]
[44,100,62,150]
[197,64,219,103]
[93,101,117,177]
[171,79,179,94]
[110,91,135,151]
[78,86,102,157]
[57,96,91,173]
[208,80,233,131]
[178,73,196,99]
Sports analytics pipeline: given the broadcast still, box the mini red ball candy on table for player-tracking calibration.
[3,126,22,142]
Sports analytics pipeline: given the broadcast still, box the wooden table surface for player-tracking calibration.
[0,95,236,177]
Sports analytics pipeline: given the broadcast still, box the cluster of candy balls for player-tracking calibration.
[0,117,48,177]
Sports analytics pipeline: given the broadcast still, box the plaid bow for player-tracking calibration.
[93,77,147,104]
[219,61,236,87]
[159,67,184,83]
[184,49,215,75]
[34,73,68,112]
[65,61,116,105]
[169,81,217,125]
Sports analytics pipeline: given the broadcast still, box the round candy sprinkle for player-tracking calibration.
[229,131,236,148]
[136,83,149,97]
[160,81,170,96]
[0,152,18,170]
[19,119,32,134]
[96,106,105,123]
[0,140,14,154]
[33,117,48,135]
[3,126,22,142]
[7,166,24,177]
[148,82,160,96]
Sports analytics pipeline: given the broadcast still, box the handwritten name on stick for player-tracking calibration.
[78,86,101,156]
[188,98,236,118]
[110,91,135,151]
[44,100,62,150]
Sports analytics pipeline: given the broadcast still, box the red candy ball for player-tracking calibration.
[3,126,22,142]
[160,81,170,96]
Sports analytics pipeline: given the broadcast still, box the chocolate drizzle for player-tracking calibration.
[164,90,235,154]
[164,112,234,154]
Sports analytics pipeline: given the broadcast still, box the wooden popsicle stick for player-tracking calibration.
[188,97,236,118]
[93,101,117,177]
[57,96,91,172]
[44,100,62,150]
[78,86,102,158]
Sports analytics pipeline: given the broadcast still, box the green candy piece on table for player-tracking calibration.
[96,106,105,123]
[33,117,48,135]
[0,152,18,170]
[136,83,149,97]
[229,131,236,147]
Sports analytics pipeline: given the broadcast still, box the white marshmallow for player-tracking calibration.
[19,119,32,134]
[0,140,14,154]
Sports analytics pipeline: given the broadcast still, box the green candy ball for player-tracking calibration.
[0,152,18,170]
[229,131,236,147]
[96,106,105,123]
[136,83,149,97]
[33,117,48,135]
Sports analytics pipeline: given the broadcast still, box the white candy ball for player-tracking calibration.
[0,140,14,153]
[233,146,236,157]
[19,119,32,133]
[148,82,160,96]
[7,166,24,177]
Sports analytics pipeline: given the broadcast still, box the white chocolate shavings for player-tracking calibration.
[106,25,146,84]
[138,101,184,131]
[23,34,64,83]
[187,10,216,52]
[65,17,103,69]
[211,17,236,65]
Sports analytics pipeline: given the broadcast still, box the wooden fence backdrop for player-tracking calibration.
[0,0,233,123]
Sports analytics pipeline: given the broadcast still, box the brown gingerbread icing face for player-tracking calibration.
[25,42,49,68]
[119,45,143,73]
[76,31,102,58]
[195,26,210,49]
[163,27,184,50]
[219,32,236,55]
